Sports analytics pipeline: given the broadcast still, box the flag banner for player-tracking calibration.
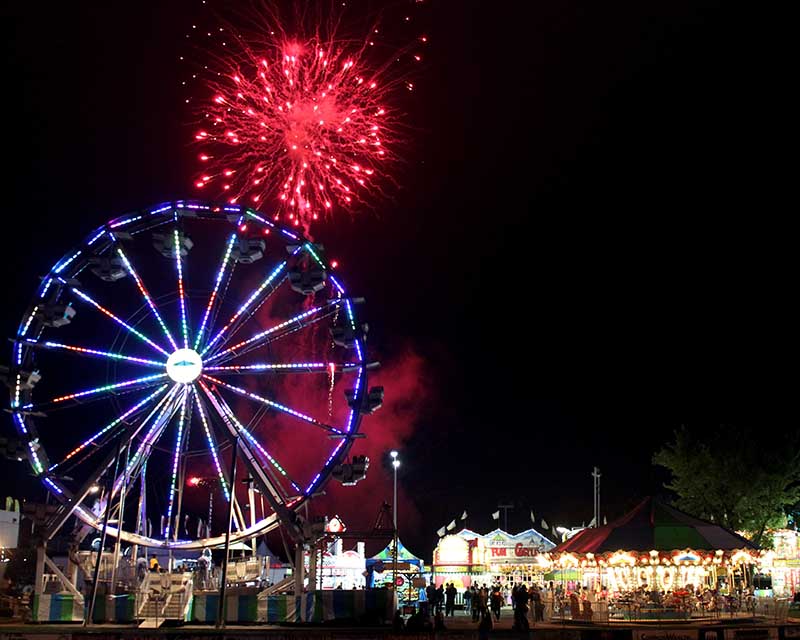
[437,527,446,537]
[492,510,500,520]
[530,511,535,522]
[461,510,468,520]
[541,519,548,529]
[446,520,456,531]
[603,516,607,525]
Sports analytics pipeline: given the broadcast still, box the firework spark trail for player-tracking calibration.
[191,7,424,228]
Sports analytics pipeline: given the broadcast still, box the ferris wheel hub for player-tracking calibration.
[166,348,203,384]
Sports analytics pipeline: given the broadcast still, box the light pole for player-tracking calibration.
[390,451,400,603]
[390,451,400,530]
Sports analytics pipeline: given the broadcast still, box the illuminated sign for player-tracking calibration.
[435,535,469,565]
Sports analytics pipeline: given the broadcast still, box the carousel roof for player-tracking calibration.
[551,497,758,555]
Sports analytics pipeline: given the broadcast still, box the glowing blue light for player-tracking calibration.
[54,250,82,274]
[87,229,106,246]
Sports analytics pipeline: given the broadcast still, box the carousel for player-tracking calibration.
[546,497,767,621]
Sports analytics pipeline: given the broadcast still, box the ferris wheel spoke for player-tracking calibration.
[68,285,170,357]
[111,385,184,497]
[63,385,180,527]
[190,386,231,501]
[173,228,191,348]
[203,361,360,375]
[194,233,237,351]
[48,384,169,472]
[199,382,300,501]
[203,374,345,436]
[200,259,289,357]
[25,373,169,411]
[164,389,191,539]
[205,300,344,365]
[22,339,164,369]
[115,245,179,351]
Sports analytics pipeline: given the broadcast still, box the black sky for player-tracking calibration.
[1,1,792,557]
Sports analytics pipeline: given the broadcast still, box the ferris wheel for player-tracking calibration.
[8,200,380,550]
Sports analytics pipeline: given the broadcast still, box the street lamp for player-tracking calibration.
[390,451,400,529]
[389,451,400,601]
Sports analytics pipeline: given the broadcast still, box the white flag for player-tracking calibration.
[541,519,548,529]
[530,511,535,523]
[492,510,500,520]
[588,516,596,527]
[461,510,468,520]
[446,520,456,531]
[196,518,203,539]
[437,526,446,537]
[603,516,607,525]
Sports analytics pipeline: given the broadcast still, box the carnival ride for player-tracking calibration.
[6,200,384,619]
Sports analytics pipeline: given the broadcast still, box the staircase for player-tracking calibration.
[136,572,193,628]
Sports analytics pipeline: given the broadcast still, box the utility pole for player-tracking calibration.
[592,467,601,528]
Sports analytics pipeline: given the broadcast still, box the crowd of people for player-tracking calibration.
[408,581,551,631]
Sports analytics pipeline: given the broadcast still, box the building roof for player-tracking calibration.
[551,497,759,554]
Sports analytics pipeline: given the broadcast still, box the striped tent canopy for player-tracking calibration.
[552,497,758,555]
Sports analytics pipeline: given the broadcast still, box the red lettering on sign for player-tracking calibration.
[514,543,537,557]
[491,548,507,557]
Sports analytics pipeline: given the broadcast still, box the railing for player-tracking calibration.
[551,594,792,624]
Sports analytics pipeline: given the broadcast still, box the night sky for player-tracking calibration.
[1,1,791,558]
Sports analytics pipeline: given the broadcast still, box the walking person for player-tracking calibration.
[512,583,530,631]
[464,585,473,615]
[445,582,457,617]
[472,585,483,622]
[490,585,503,621]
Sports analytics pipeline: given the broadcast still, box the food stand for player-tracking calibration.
[432,527,556,589]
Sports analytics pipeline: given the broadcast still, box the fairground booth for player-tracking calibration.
[547,497,764,596]
[432,527,556,589]
[366,539,427,604]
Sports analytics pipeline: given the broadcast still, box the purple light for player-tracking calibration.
[206,301,341,363]
[165,389,190,539]
[330,275,345,294]
[190,386,230,500]
[116,246,178,351]
[114,385,181,494]
[49,385,168,471]
[194,233,236,351]
[200,383,301,493]
[110,215,143,228]
[204,374,343,434]
[48,372,167,405]
[36,340,164,368]
[71,287,170,356]
[201,261,287,356]
[174,229,190,348]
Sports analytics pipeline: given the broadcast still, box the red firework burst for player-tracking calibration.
[192,9,421,228]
